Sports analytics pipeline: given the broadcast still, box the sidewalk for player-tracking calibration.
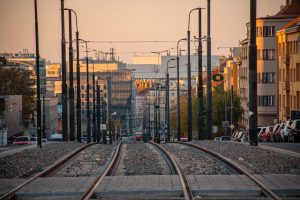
[258,143,300,158]
[0,143,49,158]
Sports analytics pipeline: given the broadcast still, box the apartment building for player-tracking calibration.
[239,0,300,127]
[277,16,300,122]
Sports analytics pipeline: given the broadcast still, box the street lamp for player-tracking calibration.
[165,59,176,142]
[176,38,186,141]
[187,7,202,141]
[64,8,75,141]
[60,0,68,142]
[79,39,91,143]
[64,8,81,143]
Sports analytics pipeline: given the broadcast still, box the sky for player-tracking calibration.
[0,0,286,64]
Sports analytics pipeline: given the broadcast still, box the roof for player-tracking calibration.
[258,0,300,20]
[279,15,300,30]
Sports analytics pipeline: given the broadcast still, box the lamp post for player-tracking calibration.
[65,9,75,141]
[60,0,68,142]
[79,39,91,143]
[187,8,200,141]
[165,59,176,142]
[176,38,186,141]
[34,0,42,147]
[64,8,81,142]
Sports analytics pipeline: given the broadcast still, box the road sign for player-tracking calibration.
[230,124,235,129]
[249,111,254,117]
[222,121,230,128]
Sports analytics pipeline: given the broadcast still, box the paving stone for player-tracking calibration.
[95,175,182,198]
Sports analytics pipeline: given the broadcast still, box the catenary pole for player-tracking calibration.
[67,9,75,141]
[61,0,68,142]
[249,0,258,146]
[34,0,42,148]
[197,8,204,140]
[206,0,212,140]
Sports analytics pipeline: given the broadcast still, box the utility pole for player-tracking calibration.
[102,90,107,144]
[225,92,228,136]
[197,9,204,140]
[93,66,96,142]
[68,9,75,141]
[75,13,81,143]
[249,0,258,146]
[176,38,186,141]
[187,29,192,142]
[34,0,42,148]
[61,0,68,142]
[206,0,212,140]
[86,54,91,143]
[108,79,112,144]
[96,80,100,142]
[187,8,199,141]
[42,96,46,139]
[231,85,233,136]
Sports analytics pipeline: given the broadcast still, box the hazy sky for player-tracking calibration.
[0,0,285,64]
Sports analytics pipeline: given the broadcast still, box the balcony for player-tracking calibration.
[283,81,290,91]
[283,55,290,65]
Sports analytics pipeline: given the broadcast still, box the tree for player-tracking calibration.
[0,67,36,128]
[170,85,243,139]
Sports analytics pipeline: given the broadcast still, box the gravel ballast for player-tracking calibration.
[54,143,116,177]
[116,141,170,175]
[191,141,300,174]
[0,142,84,178]
[162,143,231,175]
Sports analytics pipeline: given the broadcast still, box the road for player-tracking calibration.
[260,142,300,154]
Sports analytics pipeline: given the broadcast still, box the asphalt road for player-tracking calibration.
[260,142,300,154]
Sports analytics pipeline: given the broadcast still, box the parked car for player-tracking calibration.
[42,138,48,142]
[280,120,293,142]
[214,137,220,141]
[258,127,266,142]
[271,124,281,142]
[220,136,231,141]
[274,123,285,142]
[12,136,31,145]
[30,137,37,144]
[50,133,63,141]
[263,126,273,142]
[289,119,300,142]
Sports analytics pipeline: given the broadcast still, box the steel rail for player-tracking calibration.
[80,142,122,200]
[0,142,97,200]
[150,142,193,200]
[177,142,281,200]
[148,142,177,175]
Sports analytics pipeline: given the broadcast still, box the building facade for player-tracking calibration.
[239,1,300,127]
[277,16,300,122]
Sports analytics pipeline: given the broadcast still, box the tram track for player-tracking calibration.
[0,142,97,200]
[175,141,281,200]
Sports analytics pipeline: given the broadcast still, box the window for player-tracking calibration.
[260,49,275,60]
[256,26,263,37]
[258,96,275,107]
[296,63,300,82]
[263,26,275,37]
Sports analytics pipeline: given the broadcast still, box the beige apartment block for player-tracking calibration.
[277,16,300,122]
[239,1,300,128]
